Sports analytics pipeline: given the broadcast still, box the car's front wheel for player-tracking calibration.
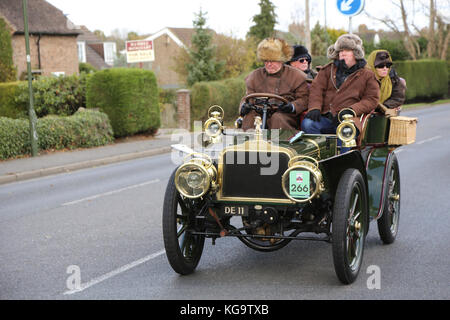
[332,169,368,284]
[162,169,205,275]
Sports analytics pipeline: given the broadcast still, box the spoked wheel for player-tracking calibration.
[162,169,205,275]
[332,169,368,284]
[378,153,401,244]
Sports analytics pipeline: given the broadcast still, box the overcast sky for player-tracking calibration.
[45,0,447,38]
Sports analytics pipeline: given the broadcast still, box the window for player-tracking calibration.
[103,42,117,66]
[77,41,86,63]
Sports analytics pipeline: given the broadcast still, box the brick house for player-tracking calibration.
[0,0,80,79]
[145,27,197,89]
[77,25,116,70]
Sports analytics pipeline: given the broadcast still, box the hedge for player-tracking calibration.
[0,81,27,119]
[14,74,90,118]
[190,77,246,126]
[0,109,113,160]
[86,68,160,138]
[394,59,448,102]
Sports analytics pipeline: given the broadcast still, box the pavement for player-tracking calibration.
[0,128,185,185]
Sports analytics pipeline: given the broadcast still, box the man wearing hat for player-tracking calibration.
[302,34,379,137]
[286,45,317,80]
[240,38,309,131]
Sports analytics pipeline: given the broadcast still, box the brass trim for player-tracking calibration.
[336,116,357,148]
[204,117,223,138]
[304,138,321,159]
[281,162,324,203]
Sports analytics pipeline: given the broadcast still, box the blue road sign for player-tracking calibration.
[336,0,365,16]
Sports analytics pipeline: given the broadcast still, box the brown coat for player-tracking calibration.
[242,65,309,130]
[308,62,380,131]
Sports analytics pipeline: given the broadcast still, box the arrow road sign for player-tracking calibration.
[337,0,365,16]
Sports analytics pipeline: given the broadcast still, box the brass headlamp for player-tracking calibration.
[336,109,357,148]
[204,105,224,142]
[174,153,217,199]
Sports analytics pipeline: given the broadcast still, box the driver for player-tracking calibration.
[240,38,309,131]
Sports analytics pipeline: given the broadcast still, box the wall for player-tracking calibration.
[11,34,79,78]
[152,34,186,88]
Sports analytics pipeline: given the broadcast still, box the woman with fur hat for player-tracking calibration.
[286,45,317,80]
[302,33,379,141]
[366,49,406,110]
[240,37,309,131]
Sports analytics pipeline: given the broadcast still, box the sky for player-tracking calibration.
[45,0,446,38]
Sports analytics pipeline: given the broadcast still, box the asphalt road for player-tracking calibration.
[1,104,449,300]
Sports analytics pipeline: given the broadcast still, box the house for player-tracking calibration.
[145,27,197,89]
[77,25,116,69]
[0,0,80,79]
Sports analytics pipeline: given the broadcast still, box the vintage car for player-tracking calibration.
[162,93,417,284]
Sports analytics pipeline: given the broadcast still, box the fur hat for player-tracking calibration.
[374,50,392,67]
[257,38,293,62]
[327,34,365,60]
[288,45,312,64]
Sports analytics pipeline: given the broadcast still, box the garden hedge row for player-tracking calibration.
[0,81,27,119]
[394,59,448,102]
[86,68,160,138]
[190,77,246,126]
[0,109,113,160]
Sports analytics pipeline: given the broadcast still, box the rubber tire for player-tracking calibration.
[162,169,205,275]
[332,169,368,285]
[377,153,401,244]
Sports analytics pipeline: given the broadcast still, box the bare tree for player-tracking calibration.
[305,0,311,52]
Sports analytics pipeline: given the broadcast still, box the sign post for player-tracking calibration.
[336,0,365,33]
[22,0,38,156]
[125,40,155,65]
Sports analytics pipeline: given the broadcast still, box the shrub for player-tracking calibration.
[86,68,160,137]
[14,73,90,117]
[79,62,97,74]
[0,81,27,118]
[0,109,114,160]
[0,17,17,82]
[395,59,448,102]
[190,77,246,126]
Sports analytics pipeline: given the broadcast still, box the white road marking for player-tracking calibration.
[416,135,442,145]
[62,179,160,206]
[63,249,166,295]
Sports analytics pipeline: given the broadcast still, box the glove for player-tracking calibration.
[240,103,252,116]
[279,103,295,114]
[305,109,321,122]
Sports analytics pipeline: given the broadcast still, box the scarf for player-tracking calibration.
[367,50,393,104]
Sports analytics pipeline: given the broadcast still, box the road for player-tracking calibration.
[0,104,449,300]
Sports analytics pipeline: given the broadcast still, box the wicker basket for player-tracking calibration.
[388,116,418,145]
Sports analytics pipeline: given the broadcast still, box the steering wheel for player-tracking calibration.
[243,93,290,115]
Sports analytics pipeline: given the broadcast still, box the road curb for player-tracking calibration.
[0,146,172,185]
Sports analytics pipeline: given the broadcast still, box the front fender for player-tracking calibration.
[365,147,395,220]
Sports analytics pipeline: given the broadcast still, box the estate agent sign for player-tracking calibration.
[126,40,154,63]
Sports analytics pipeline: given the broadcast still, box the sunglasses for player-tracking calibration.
[298,58,309,63]
[375,62,392,69]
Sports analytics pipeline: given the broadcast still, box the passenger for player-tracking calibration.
[240,38,309,131]
[302,34,379,137]
[286,45,317,80]
[367,50,406,111]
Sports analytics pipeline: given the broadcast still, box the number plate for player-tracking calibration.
[289,170,311,199]
[222,205,248,216]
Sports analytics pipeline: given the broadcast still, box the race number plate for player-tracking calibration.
[222,205,248,216]
[289,170,311,199]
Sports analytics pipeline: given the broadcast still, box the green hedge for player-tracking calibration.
[0,109,113,160]
[86,68,160,138]
[395,59,448,102]
[0,81,27,118]
[14,74,90,118]
[190,77,246,126]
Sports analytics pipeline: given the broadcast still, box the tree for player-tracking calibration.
[214,34,256,78]
[247,0,277,42]
[186,9,224,86]
[0,18,17,82]
[310,22,329,57]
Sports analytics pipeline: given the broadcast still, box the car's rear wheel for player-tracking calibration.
[162,169,205,275]
[377,153,401,244]
[332,169,368,284]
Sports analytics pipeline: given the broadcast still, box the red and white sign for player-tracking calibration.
[126,40,154,63]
